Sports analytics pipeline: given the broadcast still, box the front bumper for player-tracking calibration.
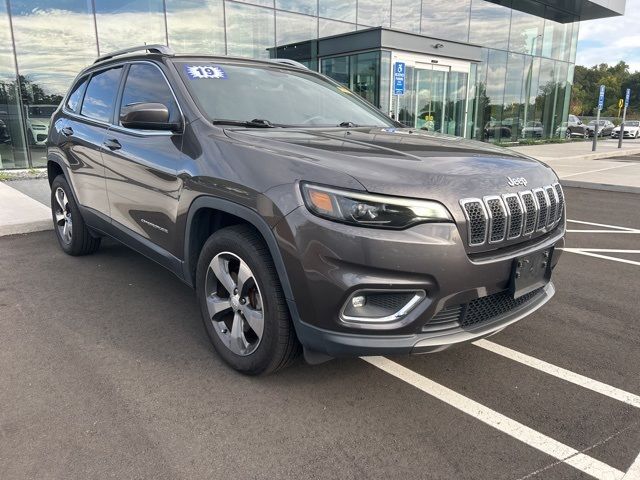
[274,206,564,357]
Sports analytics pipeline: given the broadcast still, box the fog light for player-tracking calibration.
[352,295,367,308]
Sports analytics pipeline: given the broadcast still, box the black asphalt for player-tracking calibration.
[1,186,638,479]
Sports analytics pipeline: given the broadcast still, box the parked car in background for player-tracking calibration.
[556,115,588,139]
[611,120,640,139]
[521,121,544,138]
[26,105,58,146]
[586,119,614,137]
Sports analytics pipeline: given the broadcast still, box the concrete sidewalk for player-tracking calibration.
[0,181,52,236]
[510,139,640,194]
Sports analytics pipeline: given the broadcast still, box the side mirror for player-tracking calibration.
[577,121,582,125]
[120,102,180,131]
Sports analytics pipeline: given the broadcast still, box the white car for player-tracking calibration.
[611,120,640,139]
[521,121,544,138]
[26,105,57,146]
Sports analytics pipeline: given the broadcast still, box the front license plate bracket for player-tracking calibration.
[510,247,553,299]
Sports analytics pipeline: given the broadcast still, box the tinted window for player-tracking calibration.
[81,67,122,122]
[120,63,179,124]
[66,77,88,112]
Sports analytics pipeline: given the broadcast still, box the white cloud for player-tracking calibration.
[577,6,640,71]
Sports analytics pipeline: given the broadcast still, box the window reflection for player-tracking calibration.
[321,52,381,107]
[0,2,28,168]
[226,3,275,59]
[319,19,356,37]
[469,0,511,50]
[95,0,166,53]
[357,0,390,28]
[542,14,573,62]
[422,0,470,42]
[166,0,225,54]
[276,0,316,16]
[9,0,97,166]
[509,0,544,55]
[319,0,356,23]
[276,12,317,46]
[391,0,420,33]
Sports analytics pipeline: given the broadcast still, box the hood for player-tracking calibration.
[224,127,557,200]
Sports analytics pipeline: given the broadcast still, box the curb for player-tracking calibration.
[510,147,640,163]
[560,180,640,195]
[0,220,53,237]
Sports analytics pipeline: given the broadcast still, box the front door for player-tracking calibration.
[391,54,471,138]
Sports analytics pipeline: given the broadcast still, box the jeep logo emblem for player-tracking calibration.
[507,176,527,187]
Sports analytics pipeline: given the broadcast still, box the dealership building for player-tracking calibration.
[0,0,626,169]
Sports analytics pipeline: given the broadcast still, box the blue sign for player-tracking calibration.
[625,88,631,108]
[598,85,606,110]
[393,62,405,96]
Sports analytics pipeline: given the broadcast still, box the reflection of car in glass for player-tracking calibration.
[555,115,588,139]
[0,117,10,144]
[484,118,522,139]
[586,119,614,137]
[521,121,543,138]
[47,45,565,375]
[611,120,640,139]
[26,105,58,146]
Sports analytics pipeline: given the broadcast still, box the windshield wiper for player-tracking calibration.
[212,118,278,128]
[338,121,359,127]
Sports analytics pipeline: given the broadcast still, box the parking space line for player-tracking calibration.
[562,164,636,178]
[363,356,625,480]
[566,230,640,234]
[474,340,640,409]
[567,220,639,232]
[623,452,640,479]
[560,249,640,266]
[567,249,640,253]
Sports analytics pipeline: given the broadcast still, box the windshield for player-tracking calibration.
[175,61,395,128]
[626,121,640,127]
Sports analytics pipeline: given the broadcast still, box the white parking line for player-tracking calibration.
[363,356,625,480]
[567,220,639,232]
[566,230,640,234]
[474,340,640,409]
[560,249,640,266]
[623,452,640,479]
[562,164,636,178]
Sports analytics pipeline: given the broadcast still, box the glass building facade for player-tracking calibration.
[0,0,624,169]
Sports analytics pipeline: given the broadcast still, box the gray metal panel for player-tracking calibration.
[487,0,624,22]
[380,30,482,62]
[317,28,482,62]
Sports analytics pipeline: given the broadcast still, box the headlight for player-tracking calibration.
[300,183,452,229]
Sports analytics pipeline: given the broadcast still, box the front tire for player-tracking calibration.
[196,225,299,375]
[50,175,101,256]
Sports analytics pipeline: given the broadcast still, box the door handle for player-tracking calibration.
[103,138,121,151]
[61,126,74,136]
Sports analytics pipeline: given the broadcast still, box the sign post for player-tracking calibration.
[618,88,631,149]
[593,85,605,152]
[393,62,405,120]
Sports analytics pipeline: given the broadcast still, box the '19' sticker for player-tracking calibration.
[185,65,227,79]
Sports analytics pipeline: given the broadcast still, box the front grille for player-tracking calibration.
[460,183,563,247]
[422,287,545,332]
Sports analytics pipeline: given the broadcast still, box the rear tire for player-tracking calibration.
[50,175,101,256]
[196,225,300,375]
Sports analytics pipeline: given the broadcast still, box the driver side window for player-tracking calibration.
[120,63,179,126]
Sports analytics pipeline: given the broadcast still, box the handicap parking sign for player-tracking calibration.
[394,62,405,96]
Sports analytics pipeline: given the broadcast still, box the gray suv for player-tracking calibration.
[46,46,565,374]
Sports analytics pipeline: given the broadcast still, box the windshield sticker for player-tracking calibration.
[184,65,227,79]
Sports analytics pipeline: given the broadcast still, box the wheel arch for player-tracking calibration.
[183,196,295,304]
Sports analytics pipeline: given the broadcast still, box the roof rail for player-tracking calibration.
[94,44,174,64]
[268,58,308,69]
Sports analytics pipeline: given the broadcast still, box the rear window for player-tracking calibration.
[81,67,123,123]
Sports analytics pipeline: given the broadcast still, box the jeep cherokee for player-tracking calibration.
[47,45,565,375]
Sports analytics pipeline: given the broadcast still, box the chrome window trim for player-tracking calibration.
[532,187,550,232]
[502,193,523,240]
[459,198,488,247]
[484,195,507,244]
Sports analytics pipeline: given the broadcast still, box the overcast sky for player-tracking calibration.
[577,6,640,71]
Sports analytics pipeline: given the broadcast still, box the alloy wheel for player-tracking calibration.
[205,252,264,356]
[54,187,73,244]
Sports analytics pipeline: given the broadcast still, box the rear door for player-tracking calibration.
[102,62,184,255]
[60,66,123,218]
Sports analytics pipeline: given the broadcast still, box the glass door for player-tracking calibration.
[390,54,471,137]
